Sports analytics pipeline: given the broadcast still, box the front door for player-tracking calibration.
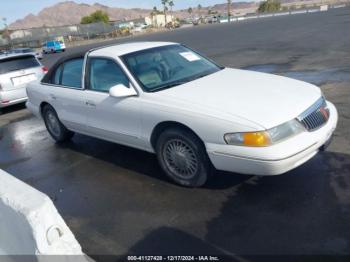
[84,57,142,149]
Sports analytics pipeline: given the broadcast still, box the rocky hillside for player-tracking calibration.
[9,1,152,29]
[9,1,259,29]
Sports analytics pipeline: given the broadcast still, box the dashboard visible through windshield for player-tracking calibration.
[121,44,222,92]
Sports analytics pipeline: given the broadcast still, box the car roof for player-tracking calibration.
[12,48,32,50]
[42,42,178,84]
[89,41,177,57]
[0,53,36,60]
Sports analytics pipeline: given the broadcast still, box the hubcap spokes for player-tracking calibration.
[163,139,198,179]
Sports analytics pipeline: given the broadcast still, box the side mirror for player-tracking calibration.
[109,84,137,98]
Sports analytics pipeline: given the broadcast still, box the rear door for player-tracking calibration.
[44,58,88,132]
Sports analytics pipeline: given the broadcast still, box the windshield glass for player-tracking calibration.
[121,45,222,92]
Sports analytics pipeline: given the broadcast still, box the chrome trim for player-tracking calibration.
[297,97,329,132]
[212,142,318,162]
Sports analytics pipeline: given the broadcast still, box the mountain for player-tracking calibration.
[9,1,259,30]
[9,1,152,29]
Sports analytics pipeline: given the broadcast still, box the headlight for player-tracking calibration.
[224,119,305,147]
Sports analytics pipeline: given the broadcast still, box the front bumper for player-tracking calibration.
[206,101,338,176]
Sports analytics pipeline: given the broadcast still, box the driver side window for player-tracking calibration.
[87,58,130,92]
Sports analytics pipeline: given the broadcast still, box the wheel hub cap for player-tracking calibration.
[46,112,60,137]
[163,139,198,179]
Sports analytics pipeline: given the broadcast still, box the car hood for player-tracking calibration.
[154,68,321,129]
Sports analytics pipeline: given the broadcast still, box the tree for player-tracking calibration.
[258,0,281,13]
[169,1,174,21]
[188,7,193,16]
[197,4,202,16]
[151,6,162,27]
[80,10,109,24]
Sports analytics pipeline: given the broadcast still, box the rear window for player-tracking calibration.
[0,55,40,74]
[60,58,84,88]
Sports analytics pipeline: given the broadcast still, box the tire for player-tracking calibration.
[156,127,211,187]
[42,104,74,143]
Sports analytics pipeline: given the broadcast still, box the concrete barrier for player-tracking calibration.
[0,169,88,259]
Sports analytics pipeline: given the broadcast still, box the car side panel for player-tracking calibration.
[138,97,261,153]
[26,83,88,132]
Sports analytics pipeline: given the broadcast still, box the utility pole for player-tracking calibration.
[227,0,232,22]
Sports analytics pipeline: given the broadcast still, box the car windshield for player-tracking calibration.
[121,45,222,92]
[0,55,40,74]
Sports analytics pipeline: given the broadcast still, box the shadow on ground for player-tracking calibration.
[59,134,251,190]
[86,150,350,258]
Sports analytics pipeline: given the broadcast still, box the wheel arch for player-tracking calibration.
[39,101,50,118]
[150,121,206,151]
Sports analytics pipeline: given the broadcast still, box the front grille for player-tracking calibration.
[298,97,330,131]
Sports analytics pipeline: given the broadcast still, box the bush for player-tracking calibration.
[258,0,281,13]
[81,10,109,24]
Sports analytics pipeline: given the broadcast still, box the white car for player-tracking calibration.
[26,42,338,187]
[9,48,43,60]
[0,53,46,112]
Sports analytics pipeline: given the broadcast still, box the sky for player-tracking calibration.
[0,0,234,26]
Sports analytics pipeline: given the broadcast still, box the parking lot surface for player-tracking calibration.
[1,7,350,259]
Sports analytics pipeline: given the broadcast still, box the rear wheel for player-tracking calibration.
[42,104,74,142]
[156,127,211,187]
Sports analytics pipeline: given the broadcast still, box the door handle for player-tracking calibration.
[85,101,96,107]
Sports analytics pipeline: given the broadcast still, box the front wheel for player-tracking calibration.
[42,104,74,142]
[156,128,211,187]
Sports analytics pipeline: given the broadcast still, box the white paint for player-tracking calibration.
[0,169,88,258]
[26,42,338,177]
[333,4,346,8]
[291,10,307,14]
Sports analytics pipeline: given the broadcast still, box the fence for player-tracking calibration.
[0,3,349,49]
[0,21,130,49]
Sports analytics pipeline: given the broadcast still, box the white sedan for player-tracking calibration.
[26,42,338,187]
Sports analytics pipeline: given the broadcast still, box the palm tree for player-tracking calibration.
[169,1,174,22]
[197,4,202,17]
[188,7,193,16]
[161,0,169,24]
[227,0,232,22]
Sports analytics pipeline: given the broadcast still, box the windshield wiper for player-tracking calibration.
[150,80,189,92]
[149,71,214,92]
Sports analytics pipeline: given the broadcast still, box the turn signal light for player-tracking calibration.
[242,132,271,147]
[224,131,271,147]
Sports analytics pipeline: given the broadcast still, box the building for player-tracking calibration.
[145,14,174,27]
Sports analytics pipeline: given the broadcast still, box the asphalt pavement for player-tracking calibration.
[1,7,350,260]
